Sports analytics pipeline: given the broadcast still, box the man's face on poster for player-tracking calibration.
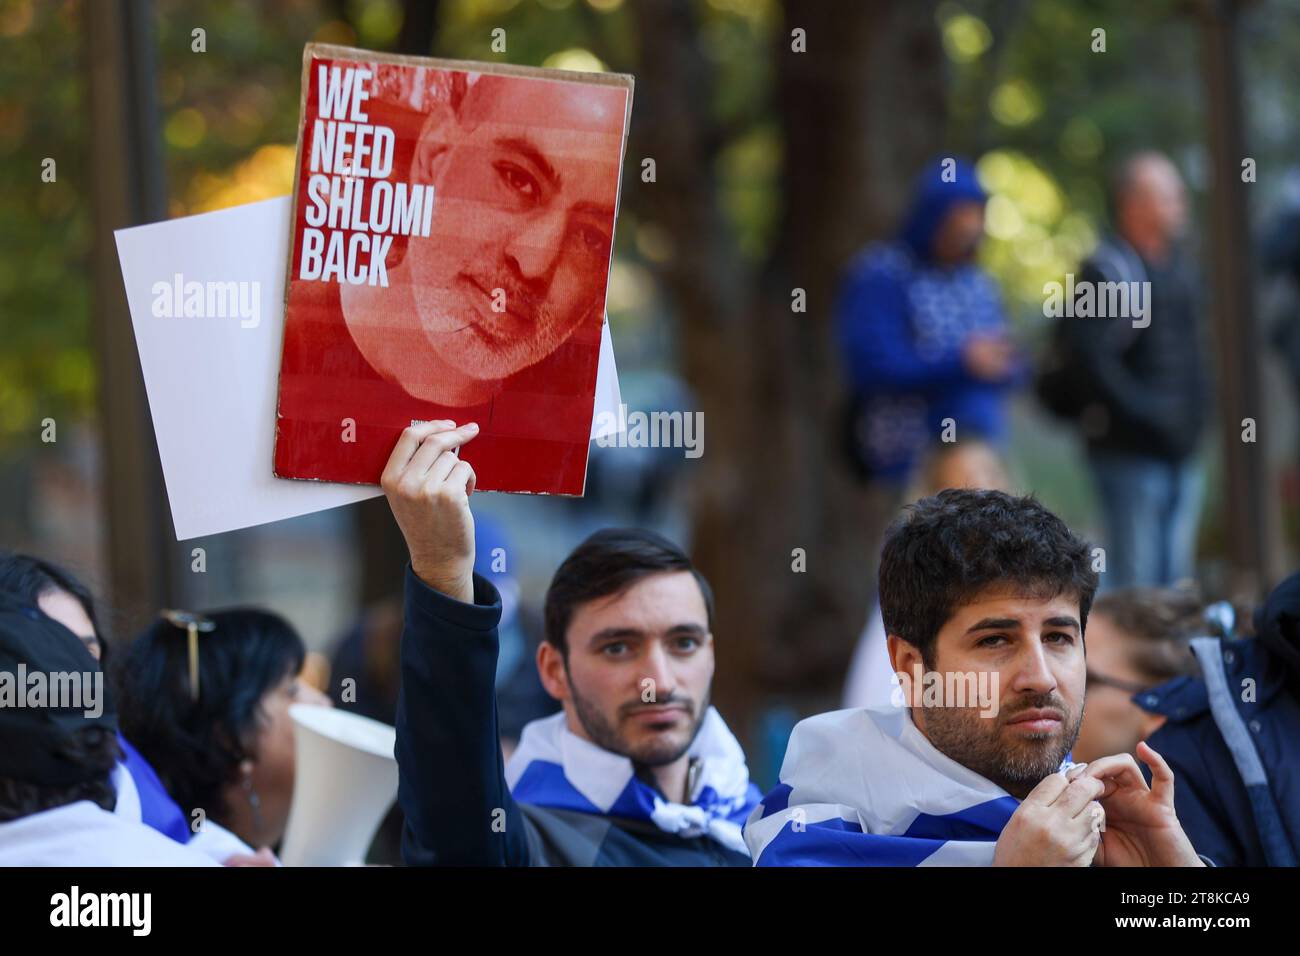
[405,75,622,387]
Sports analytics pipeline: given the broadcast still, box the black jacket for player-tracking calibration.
[1063,238,1208,460]
[394,566,751,866]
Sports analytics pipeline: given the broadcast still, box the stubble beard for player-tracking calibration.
[919,694,1084,799]
[568,680,710,770]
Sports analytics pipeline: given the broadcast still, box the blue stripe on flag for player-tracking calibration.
[757,783,792,819]
[755,817,950,867]
[510,760,602,815]
[607,777,658,820]
[901,796,1019,842]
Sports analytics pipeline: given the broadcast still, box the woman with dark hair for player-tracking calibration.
[116,608,330,861]
[0,550,193,847]
[0,550,105,663]
[0,594,215,867]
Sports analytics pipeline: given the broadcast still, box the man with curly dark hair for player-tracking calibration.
[747,489,1207,867]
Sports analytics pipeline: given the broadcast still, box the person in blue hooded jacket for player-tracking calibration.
[836,157,1023,487]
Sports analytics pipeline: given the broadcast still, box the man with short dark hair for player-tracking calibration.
[387,422,760,866]
[746,489,1206,866]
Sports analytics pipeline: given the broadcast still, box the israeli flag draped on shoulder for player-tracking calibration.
[745,704,1064,866]
[505,707,761,855]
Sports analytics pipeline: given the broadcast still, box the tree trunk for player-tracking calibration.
[630,0,949,746]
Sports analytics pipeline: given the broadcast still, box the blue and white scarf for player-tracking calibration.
[505,708,761,855]
[745,705,1070,866]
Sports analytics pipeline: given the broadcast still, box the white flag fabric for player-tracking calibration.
[506,708,760,856]
[744,705,1069,866]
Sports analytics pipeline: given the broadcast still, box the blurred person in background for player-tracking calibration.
[837,156,1023,504]
[0,592,214,867]
[1072,587,1203,763]
[1038,152,1208,589]
[1134,572,1300,865]
[330,514,555,747]
[116,608,331,864]
[0,550,194,849]
[327,595,404,866]
[0,551,104,664]
[836,158,1024,706]
[842,438,1011,709]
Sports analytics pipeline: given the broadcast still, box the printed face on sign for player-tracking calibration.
[279,51,630,494]
[339,73,624,408]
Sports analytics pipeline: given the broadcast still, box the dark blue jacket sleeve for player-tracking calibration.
[835,264,973,393]
[395,565,532,866]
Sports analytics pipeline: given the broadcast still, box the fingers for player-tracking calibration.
[1069,826,1102,867]
[383,422,479,495]
[223,847,277,867]
[1021,770,1070,806]
[1084,802,1106,865]
[446,459,477,499]
[1052,773,1106,818]
[999,770,1105,866]
[1083,753,1150,798]
[1087,800,1105,831]
[1073,799,1106,863]
[381,421,447,489]
[425,450,463,486]
[1058,798,1103,866]
[423,426,479,487]
[404,421,461,478]
[1137,740,1176,805]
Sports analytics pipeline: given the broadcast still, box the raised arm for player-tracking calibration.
[384,421,533,865]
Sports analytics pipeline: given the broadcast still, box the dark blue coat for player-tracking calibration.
[1138,576,1300,867]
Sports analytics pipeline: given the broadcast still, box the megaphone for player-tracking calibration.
[279,704,399,866]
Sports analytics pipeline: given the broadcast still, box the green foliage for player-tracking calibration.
[4,0,1299,459]
[0,0,92,442]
